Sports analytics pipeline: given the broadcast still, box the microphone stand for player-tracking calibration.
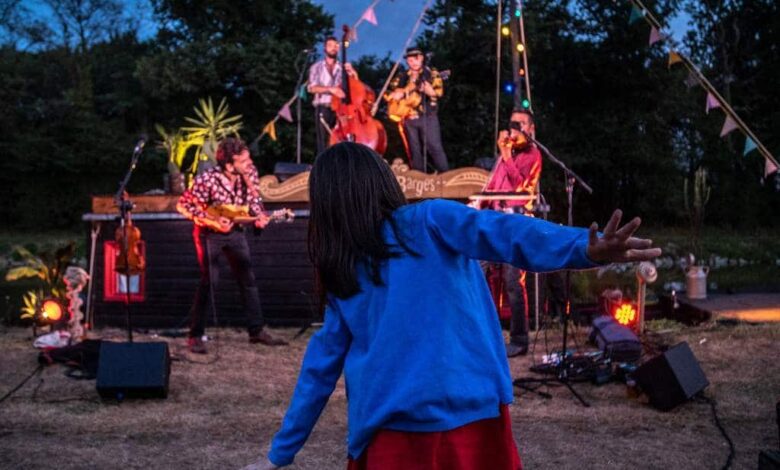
[294,49,316,164]
[113,142,144,343]
[513,133,593,407]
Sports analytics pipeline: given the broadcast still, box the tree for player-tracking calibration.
[137,0,334,170]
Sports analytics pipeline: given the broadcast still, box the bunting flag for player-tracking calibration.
[684,72,699,89]
[766,159,779,177]
[349,27,358,43]
[278,103,293,122]
[263,120,277,141]
[648,27,663,45]
[299,85,308,100]
[719,115,738,137]
[629,6,645,24]
[668,51,683,68]
[705,93,720,113]
[361,6,378,26]
[743,137,757,156]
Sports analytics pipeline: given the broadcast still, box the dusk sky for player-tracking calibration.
[26,0,692,60]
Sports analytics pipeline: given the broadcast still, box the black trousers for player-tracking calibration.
[189,226,264,338]
[314,105,336,156]
[403,114,449,173]
[502,264,529,347]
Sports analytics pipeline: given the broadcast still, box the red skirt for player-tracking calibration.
[347,405,523,470]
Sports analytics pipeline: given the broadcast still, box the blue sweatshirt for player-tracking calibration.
[268,199,599,466]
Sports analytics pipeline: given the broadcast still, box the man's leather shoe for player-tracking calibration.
[249,330,288,346]
[506,343,528,358]
[188,337,208,354]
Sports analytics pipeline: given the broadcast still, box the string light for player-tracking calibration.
[521,98,531,109]
[518,68,526,77]
[514,8,521,17]
[516,43,525,53]
[501,26,510,37]
[503,82,516,94]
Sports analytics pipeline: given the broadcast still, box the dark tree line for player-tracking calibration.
[0,0,777,230]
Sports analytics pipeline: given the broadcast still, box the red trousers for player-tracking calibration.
[347,405,523,470]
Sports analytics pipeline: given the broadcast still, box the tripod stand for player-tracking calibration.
[512,135,593,407]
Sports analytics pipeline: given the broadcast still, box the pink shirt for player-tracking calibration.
[485,145,542,210]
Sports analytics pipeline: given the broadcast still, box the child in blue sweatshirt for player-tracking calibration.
[243,142,660,469]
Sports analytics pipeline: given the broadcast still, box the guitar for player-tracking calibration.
[386,69,451,122]
[203,204,295,231]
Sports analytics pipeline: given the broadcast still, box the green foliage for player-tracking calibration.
[4,242,75,320]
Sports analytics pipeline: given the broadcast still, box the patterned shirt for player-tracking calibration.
[177,166,264,221]
[308,59,342,107]
[387,67,444,117]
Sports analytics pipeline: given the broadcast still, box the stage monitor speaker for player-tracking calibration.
[96,341,170,400]
[273,162,312,182]
[633,341,708,411]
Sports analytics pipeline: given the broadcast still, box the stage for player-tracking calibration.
[678,293,780,324]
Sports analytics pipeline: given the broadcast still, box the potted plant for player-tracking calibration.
[682,167,711,299]
[182,97,243,174]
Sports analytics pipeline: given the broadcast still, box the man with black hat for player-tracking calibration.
[386,47,450,173]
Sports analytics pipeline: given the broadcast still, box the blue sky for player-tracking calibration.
[312,0,693,59]
[24,0,692,58]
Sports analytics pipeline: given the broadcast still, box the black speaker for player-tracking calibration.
[96,341,171,399]
[273,162,312,182]
[633,341,708,411]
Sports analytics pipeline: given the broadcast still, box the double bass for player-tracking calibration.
[329,25,387,154]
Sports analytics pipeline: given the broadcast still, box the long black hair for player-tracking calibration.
[308,142,412,299]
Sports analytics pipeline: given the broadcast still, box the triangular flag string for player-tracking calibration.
[668,50,682,68]
[361,6,378,26]
[743,137,757,157]
[705,93,720,114]
[766,158,778,178]
[262,120,277,142]
[629,5,645,24]
[625,0,779,176]
[278,103,293,123]
[648,26,663,45]
[719,116,738,138]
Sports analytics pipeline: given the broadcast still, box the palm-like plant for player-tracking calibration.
[181,97,243,172]
[5,243,75,321]
[155,124,203,175]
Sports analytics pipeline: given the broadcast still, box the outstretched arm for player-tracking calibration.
[262,304,352,467]
[426,200,660,271]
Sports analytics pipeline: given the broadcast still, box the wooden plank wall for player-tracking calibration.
[91,207,317,330]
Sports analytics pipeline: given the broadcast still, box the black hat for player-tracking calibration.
[404,47,424,58]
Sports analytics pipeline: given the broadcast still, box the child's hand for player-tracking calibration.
[586,209,661,263]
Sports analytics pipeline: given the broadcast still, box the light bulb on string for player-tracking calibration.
[516,43,525,53]
[501,26,510,37]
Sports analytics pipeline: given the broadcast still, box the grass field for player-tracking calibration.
[0,320,777,470]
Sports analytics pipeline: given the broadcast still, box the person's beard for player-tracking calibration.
[326,51,338,60]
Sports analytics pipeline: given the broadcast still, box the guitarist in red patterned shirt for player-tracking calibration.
[177,138,288,354]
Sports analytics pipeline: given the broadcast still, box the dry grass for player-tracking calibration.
[0,321,778,470]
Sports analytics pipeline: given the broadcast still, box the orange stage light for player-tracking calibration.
[41,299,64,322]
[614,303,637,326]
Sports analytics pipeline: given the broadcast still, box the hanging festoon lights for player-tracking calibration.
[506,0,532,110]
